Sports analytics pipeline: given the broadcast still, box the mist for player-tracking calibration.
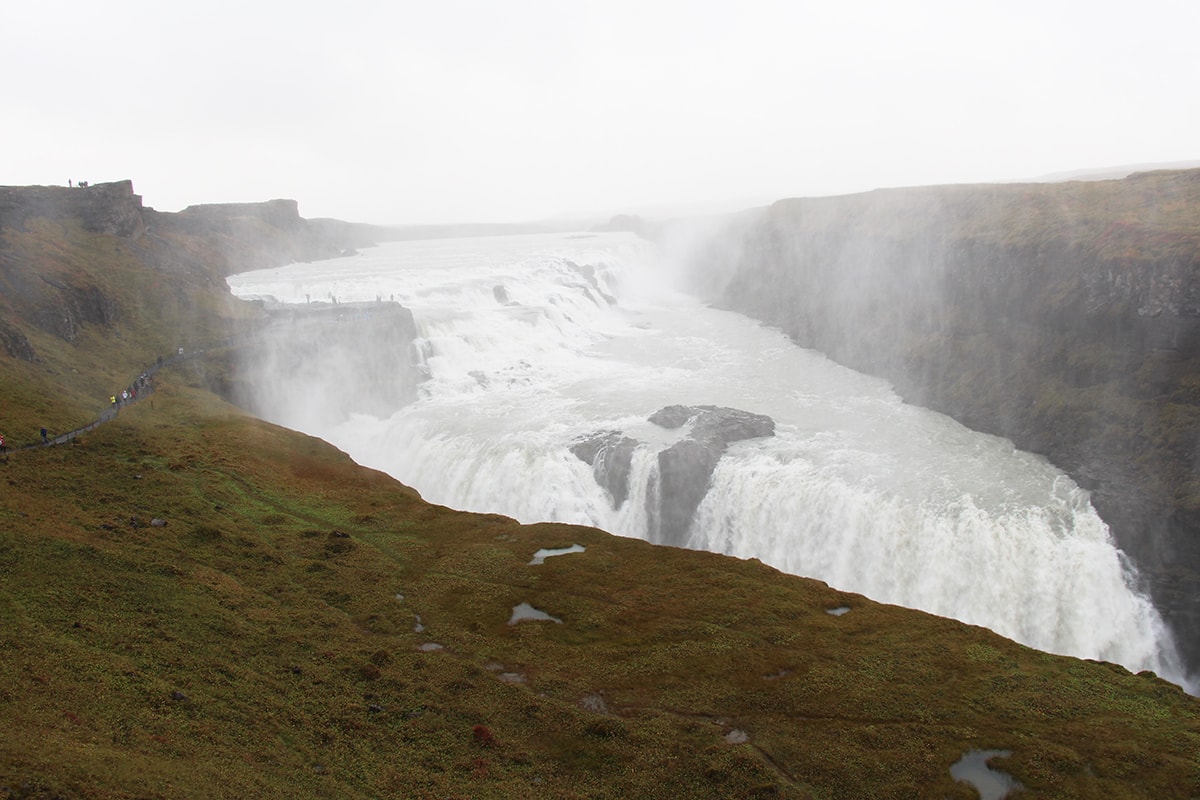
[226,226,1195,693]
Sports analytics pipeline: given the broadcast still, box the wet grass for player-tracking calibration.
[0,384,1198,798]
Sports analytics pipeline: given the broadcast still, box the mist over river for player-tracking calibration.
[227,231,1191,690]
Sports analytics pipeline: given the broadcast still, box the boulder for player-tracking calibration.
[647,406,775,545]
[570,431,639,508]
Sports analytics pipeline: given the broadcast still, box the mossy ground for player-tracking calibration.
[1,380,1199,799]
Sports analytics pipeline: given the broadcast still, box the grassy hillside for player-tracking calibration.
[2,187,1200,798]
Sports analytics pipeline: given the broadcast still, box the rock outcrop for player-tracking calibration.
[0,180,147,239]
[0,180,387,364]
[648,406,775,545]
[680,168,1200,670]
[231,300,427,426]
[571,431,639,508]
[147,198,383,276]
[0,317,35,361]
[572,405,776,546]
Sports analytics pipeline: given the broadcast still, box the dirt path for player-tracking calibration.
[5,339,239,453]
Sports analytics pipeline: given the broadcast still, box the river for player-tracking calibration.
[227,230,1189,690]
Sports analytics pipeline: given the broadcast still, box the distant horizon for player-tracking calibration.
[190,158,1200,226]
[7,2,1198,229]
[13,158,1197,231]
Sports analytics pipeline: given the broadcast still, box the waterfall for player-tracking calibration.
[228,231,1191,691]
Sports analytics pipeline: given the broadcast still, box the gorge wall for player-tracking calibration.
[0,181,387,363]
[680,169,1200,671]
[0,180,403,437]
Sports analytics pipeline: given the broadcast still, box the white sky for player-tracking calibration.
[5,1,1199,224]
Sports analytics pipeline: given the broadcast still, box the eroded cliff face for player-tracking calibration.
[0,182,144,353]
[683,169,1200,670]
[0,181,383,361]
[0,180,147,239]
[228,301,427,429]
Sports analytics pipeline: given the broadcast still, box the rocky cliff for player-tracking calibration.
[682,169,1200,670]
[0,181,383,361]
[156,198,384,273]
[0,180,401,439]
[0,180,147,239]
[227,300,428,429]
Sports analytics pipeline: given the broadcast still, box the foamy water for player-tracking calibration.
[228,231,1190,689]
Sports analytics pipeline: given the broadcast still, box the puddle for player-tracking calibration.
[825,606,851,616]
[529,544,586,565]
[724,729,749,745]
[498,672,526,683]
[413,614,425,633]
[950,749,1022,800]
[508,602,562,625]
[418,642,444,652]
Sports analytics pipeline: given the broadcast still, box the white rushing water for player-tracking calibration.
[228,231,1189,689]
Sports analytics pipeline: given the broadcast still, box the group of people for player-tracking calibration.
[111,373,154,409]
[1,371,159,455]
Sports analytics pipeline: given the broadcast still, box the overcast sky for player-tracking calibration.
[6,1,1199,224]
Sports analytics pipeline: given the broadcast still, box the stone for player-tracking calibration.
[648,405,775,545]
[570,431,639,508]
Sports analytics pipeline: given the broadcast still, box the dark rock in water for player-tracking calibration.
[572,406,774,539]
[570,432,614,466]
[648,405,775,546]
[650,404,776,442]
[655,438,721,546]
[570,431,639,508]
[647,405,693,429]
